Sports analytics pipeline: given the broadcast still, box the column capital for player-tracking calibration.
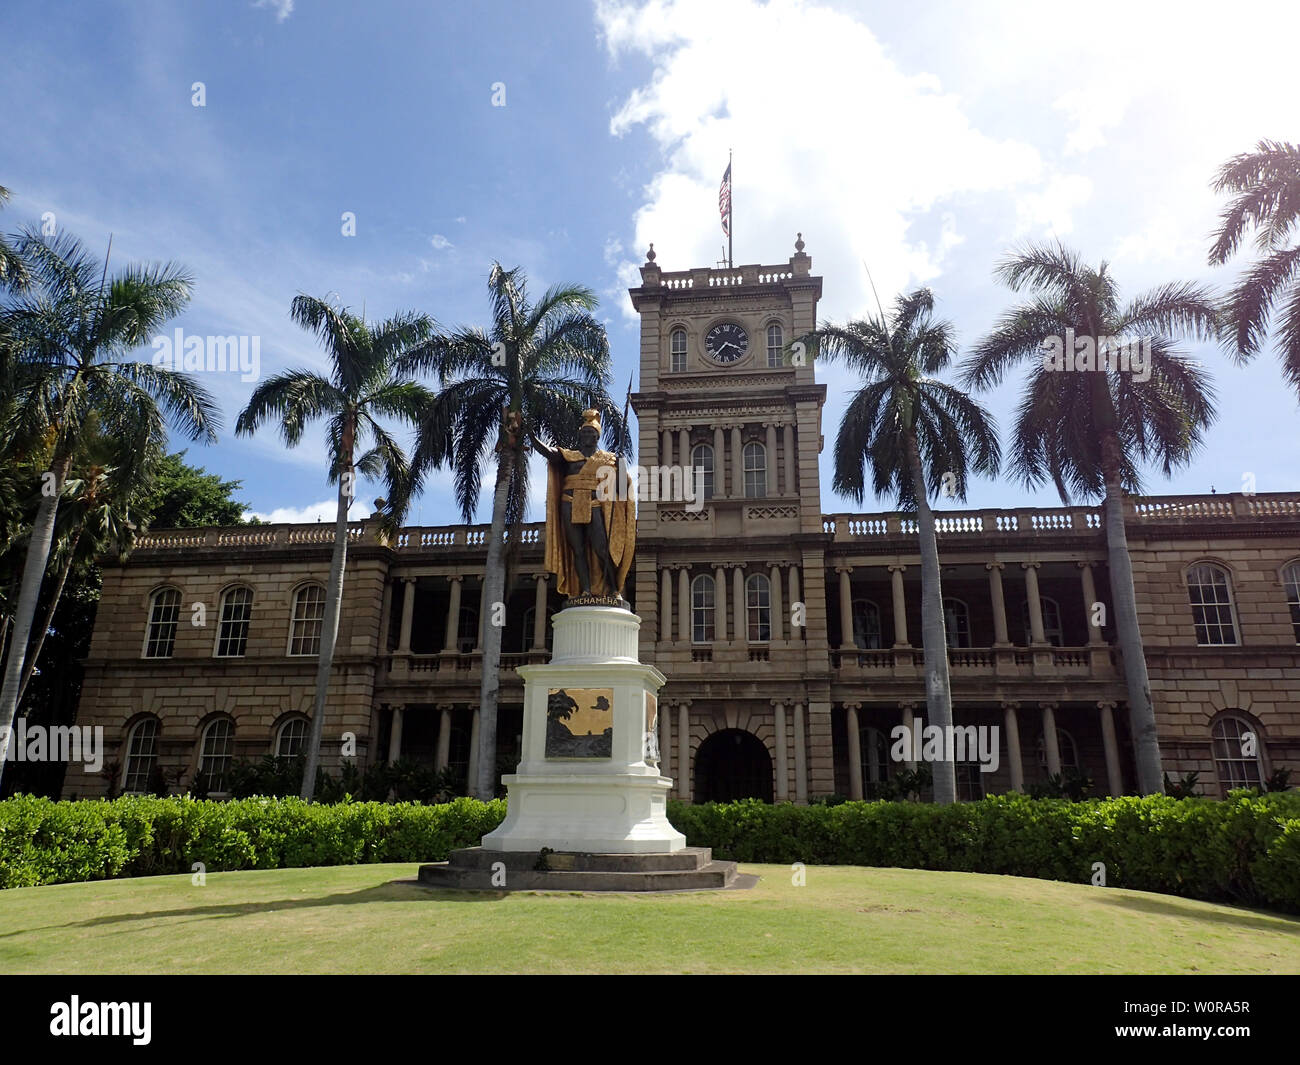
[401,575,417,585]
[436,702,455,712]
[985,561,1005,572]
[834,562,854,574]
[887,563,908,574]
[1021,560,1041,571]
[1096,700,1118,711]
[677,698,692,708]
[843,701,862,711]
[533,571,548,582]
[1076,560,1096,571]
[769,697,786,708]
[1000,700,1021,711]
[446,573,463,584]
[898,701,920,712]
[1038,700,1059,710]
[767,561,785,571]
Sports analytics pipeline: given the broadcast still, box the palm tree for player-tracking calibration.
[403,263,624,801]
[963,242,1219,795]
[0,184,30,290]
[0,229,217,786]
[1209,139,1300,397]
[236,295,435,800]
[800,289,1001,804]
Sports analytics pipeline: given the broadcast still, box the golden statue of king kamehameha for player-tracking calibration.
[535,409,635,602]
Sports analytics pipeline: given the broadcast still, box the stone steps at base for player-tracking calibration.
[417,860,742,893]
[445,846,714,872]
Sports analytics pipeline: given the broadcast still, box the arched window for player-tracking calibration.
[457,605,478,654]
[520,607,554,652]
[198,718,235,793]
[288,584,326,656]
[143,588,182,659]
[852,599,882,649]
[859,725,891,797]
[122,718,160,794]
[691,443,714,500]
[766,322,784,367]
[1282,562,1300,643]
[1187,563,1239,645]
[1021,597,1064,646]
[743,441,766,498]
[670,328,687,372]
[692,574,716,643]
[943,598,971,649]
[1211,713,1264,792]
[746,573,771,642]
[276,716,309,758]
[215,586,253,657]
[1037,728,1079,772]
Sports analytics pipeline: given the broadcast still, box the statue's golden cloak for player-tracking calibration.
[544,448,636,598]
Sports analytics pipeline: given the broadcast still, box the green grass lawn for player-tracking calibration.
[0,864,1297,974]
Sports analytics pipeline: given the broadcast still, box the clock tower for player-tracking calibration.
[627,235,835,802]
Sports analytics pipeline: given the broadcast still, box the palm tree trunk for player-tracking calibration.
[1101,470,1162,793]
[905,432,956,804]
[299,472,352,801]
[474,446,515,801]
[0,455,70,787]
[17,528,81,706]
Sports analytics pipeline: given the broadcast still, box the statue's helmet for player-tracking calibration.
[581,409,602,435]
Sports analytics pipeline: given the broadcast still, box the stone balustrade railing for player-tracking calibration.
[134,519,544,553]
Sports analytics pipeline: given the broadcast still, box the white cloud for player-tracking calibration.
[245,498,370,525]
[429,233,453,250]
[595,0,1051,321]
[252,0,293,22]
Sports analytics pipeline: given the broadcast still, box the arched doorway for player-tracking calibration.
[694,729,773,803]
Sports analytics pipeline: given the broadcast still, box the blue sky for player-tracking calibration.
[4,0,1298,525]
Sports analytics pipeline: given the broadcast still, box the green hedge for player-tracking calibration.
[1,791,1297,913]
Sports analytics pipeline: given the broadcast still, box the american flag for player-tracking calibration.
[718,162,731,237]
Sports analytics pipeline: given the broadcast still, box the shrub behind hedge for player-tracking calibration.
[1,790,1296,913]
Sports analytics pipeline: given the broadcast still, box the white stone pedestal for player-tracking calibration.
[480,606,686,854]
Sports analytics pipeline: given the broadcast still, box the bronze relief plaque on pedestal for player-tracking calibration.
[545,687,614,758]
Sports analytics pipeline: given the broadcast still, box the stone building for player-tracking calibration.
[63,241,1300,802]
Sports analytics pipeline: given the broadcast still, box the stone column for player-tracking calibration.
[1098,700,1123,795]
[661,428,673,468]
[733,565,746,647]
[714,425,727,497]
[1002,702,1024,792]
[769,563,784,641]
[772,700,789,802]
[659,699,671,779]
[388,706,404,763]
[846,703,863,800]
[442,575,462,651]
[1080,563,1104,644]
[837,566,854,649]
[436,705,453,771]
[678,428,691,473]
[901,703,917,770]
[765,422,778,496]
[783,423,795,496]
[730,425,743,497]
[467,707,481,792]
[475,577,488,652]
[788,565,801,638]
[532,573,548,650]
[1024,562,1046,645]
[397,578,416,653]
[377,578,394,653]
[678,566,690,645]
[889,565,909,646]
[1041,702,1060,775]
[793,701,808,803]
[660,568,673,642]
[678,702,691,801]
[714,565,728,642]
[987,562,1010,646]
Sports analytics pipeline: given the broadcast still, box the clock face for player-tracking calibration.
[704,322,749,364]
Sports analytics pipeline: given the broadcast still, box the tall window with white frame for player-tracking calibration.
[852,599,882,649]
[859,725,891,798]
[276,717,308,758]
[691,442,714,500]
[766,322,783,368]
[288,584,326,656]
[670,328,687,372]
[215,587,253,657]
[1021,597,1064,646]
[1037,728,1080,773]
[943,598,972,649]
[198,718,235,793]
[122,718,159,794]
[1210,713,1264,793]
[691,573,715,643]
[746,573,771,642]
[743,441,766,498]
[1283,562,1300,643]
[1187,563,1239,645]
[143,588,182,658]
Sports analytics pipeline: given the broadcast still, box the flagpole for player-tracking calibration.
[728,148,733,268]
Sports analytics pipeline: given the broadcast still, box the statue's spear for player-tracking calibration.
[619,371,634,459]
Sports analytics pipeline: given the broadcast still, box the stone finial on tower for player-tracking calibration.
[794,232,805,252]
[791,232,811,275]
[646,242,656,263]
